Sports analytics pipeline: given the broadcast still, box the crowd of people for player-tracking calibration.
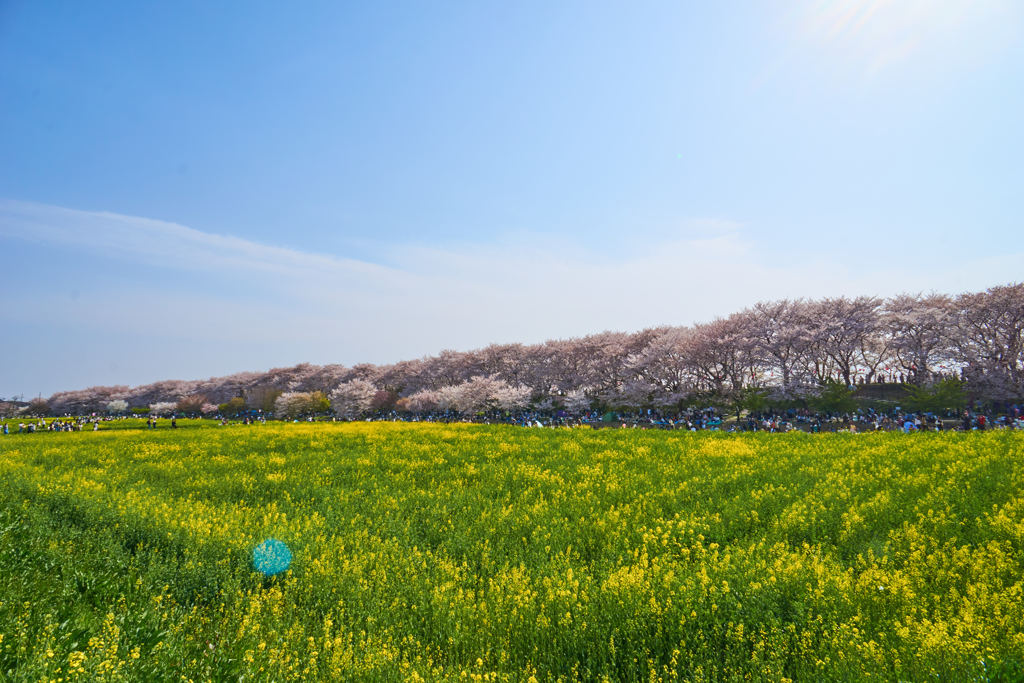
[4,417,101,434]
[357,404,1024,433]
[3,404,1023,435]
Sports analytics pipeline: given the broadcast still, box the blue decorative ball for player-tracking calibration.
[253,538,292,576]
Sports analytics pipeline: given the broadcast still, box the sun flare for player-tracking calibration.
[794,0,1015,80]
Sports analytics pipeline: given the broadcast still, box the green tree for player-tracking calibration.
[218,396,249,416]
[308,391,331,415]
[903,378,967,413]
[813,381,857,414]
[733,387,770,418]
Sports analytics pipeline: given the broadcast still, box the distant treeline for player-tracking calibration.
[27,283,1024,417]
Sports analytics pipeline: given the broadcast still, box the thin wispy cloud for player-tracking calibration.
[2,199,1021,396]
[0,199,398,285]
[6,198,1019,319]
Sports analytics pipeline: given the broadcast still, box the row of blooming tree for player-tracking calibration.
[42,283,1023,417]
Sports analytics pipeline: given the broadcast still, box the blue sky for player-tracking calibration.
[2,0,1022,398]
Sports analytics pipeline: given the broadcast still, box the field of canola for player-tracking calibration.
[1,423,1023,682]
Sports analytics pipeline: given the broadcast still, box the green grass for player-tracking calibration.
[1,417,223,432]
[1,424,1022,681]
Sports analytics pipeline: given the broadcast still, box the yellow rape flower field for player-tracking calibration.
[1,423,1023,681]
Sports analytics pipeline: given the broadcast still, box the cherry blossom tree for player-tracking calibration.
[175,394,208,415]
[744,300,815,396]
[419,350,475,389]
[343,363,383,385]
[949,283,1024,399]
[273,391,329,419]
[628,327,695,407]
[375,359,427,395]
[149,402,177,417]
[398,376,531,415]
[449,377,496,414]
[433,384,462,413]
[302,364,349,394]
[686,316,750,396]
[49,385,130,415]
[330,379,378,420]
[492,381,532,412]
[449,377,508,414]
[808,296,882,386]
[370,390,398,413]
[200,371,261,404]
[517,343,559,398]
[883,293,954,385]
[562,388,592,414]
[106,399,129,414]
[400,389,441,413]
[476,343,529,386]
[35,282,1024,413]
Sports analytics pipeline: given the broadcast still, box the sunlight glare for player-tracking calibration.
[794,0,1015,82]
